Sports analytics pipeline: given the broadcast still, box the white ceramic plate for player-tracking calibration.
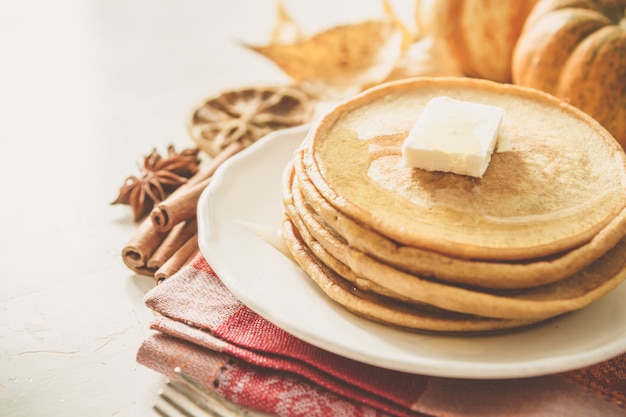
[197,125,626,379]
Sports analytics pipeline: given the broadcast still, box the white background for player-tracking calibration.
[0,1,414,415]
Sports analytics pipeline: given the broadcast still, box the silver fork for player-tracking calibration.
[152,367,273,417]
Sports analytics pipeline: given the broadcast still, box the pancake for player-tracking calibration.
[280,77,626,333]
[293,148,626,289]
[283,162,626,321]
[280,214,542,334]
[302,77,626,261]
[282,161,414,301]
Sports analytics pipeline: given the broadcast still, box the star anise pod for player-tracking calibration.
[112,145,201,221]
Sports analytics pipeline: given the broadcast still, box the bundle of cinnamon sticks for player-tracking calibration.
[121,141,244,284]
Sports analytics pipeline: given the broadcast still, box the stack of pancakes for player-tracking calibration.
[280,77,626,334]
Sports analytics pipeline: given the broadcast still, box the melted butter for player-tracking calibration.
[402,96,505,177]
[418,112,483,154]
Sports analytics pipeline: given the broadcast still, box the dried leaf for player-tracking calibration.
[245,19,404,92]
[381,0,414,50]
[382,36,463,83]
[270,0,304,44]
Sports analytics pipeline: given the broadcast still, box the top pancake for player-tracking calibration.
[303,77,626,260]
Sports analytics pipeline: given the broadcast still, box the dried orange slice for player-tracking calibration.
[187,85,314,157]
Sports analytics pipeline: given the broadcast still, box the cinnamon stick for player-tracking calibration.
[150,178,209,233]
[122,217,168,276]
[146,217,197,271]
[150,140,245,232]
[154,234,199,284]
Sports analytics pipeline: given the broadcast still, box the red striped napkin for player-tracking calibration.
[137,254,626,417]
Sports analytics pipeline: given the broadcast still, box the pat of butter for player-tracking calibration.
[402,96,506,177]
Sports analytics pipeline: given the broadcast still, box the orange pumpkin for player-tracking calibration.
[512,0,626,149]
[416,0,537,83]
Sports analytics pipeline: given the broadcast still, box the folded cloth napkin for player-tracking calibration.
[137,253,626,417]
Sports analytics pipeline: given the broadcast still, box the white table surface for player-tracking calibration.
[0,1,414,415]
